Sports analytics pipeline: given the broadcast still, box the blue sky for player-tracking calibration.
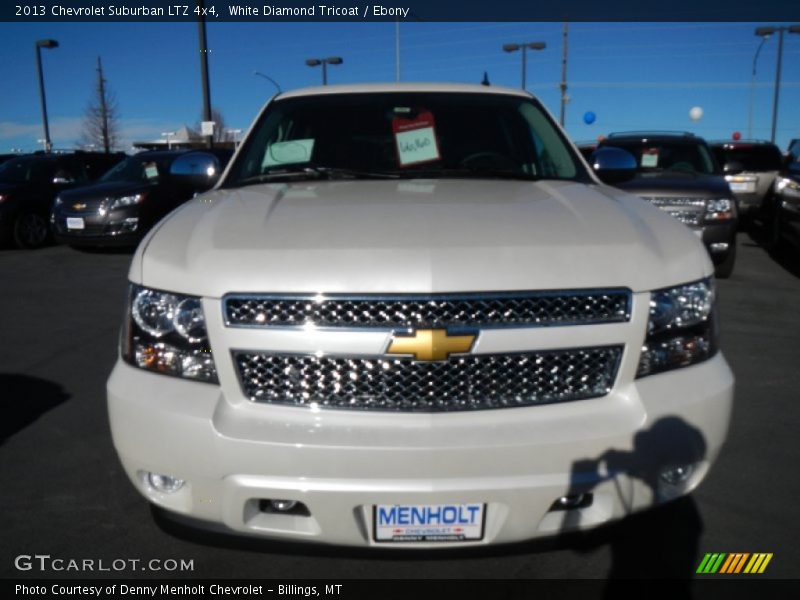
[1,21,799,152]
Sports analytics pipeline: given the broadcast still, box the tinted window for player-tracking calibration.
[712,145,783,171]
[0,157,57,184]
[600,139,717,175]
[225,92,584,185]
[100,155,175,184]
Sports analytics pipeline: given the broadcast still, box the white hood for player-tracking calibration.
[131,179,711,297]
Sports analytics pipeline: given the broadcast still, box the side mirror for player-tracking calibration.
[169,152,221,192]
[723,161,744,175]
[590,147,637,184]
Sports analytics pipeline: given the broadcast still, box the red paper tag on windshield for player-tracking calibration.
[392,110,441,167]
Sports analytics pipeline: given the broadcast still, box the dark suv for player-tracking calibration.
[710,140,783,223]
[595,132,737,278]
[52,149,232,248]
[768,138,800,251]
[0,151,125,248]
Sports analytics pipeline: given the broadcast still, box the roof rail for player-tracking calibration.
[708,139,775,145]
[607,131,696,138]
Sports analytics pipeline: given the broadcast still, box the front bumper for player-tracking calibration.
[52,207,141,247]
[108,348,733,547]
[699,220,737,264]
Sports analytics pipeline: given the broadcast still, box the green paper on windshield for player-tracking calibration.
[263,139,315,167]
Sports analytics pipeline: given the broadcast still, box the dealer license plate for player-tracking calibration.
[373,503,485,542]
[66,217,85,230]
[730,181,755,192]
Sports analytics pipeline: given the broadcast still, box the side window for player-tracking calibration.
[789,141,800,164]
[65,158,89,183]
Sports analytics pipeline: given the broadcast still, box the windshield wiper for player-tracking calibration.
[230,166,399,188]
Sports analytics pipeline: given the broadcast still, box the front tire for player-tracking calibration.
[13,213,50,249]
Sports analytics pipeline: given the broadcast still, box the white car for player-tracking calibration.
[107,83,733,547]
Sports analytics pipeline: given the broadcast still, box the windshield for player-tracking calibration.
[0,157,56,184]
[99,154,173,183]
[224,92,585,186]
[712,145,783,172]
[601,140,718,175]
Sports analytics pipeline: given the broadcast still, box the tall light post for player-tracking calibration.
[161,131,175,150]
[502,41,546,90]
[197,0,213,149]
[35,39,59,153]
[754,25,800,143]
[305,57,343,85]
[748,34,770,139]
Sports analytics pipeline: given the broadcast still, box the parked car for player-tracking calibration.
[0,151,125,248]
[768,137,800,250]
[709,140,783,224]
[0,153,26,166]
[594,132,738,278]
[107,84,733,547]
[52,149,232,248]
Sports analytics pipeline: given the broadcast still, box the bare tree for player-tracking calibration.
[79,57,121,153]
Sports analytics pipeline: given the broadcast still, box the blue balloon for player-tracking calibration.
[583,111,596,125]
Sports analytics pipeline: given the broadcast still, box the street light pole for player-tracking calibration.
[502,41,546,90]
[305,57,343,85]
[559,22,569,127]
[35,39,59,153]
[754,25,800,144]
[197,0,213,149]
[748,35,769,139]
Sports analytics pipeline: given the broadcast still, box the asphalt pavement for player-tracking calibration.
[1,230,799,583]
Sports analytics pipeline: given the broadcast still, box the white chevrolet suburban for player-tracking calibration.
[107,83,734,547]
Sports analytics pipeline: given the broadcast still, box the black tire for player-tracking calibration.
[714,240,736,279]
[13,212,50,249]
[766,204,785,252]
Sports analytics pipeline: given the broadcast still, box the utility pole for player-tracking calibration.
[559,22,569,127]
[96,57,111,153]
[197,0,213,148]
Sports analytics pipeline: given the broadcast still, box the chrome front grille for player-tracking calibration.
[224,290,631,329]
[641,196,707,227]
[233,346,623,412]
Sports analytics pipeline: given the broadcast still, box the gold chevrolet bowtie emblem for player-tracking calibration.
[387,329,476,362]
[72,203,86,210]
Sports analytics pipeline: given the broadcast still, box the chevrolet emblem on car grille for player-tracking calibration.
[72,203,87,210]
[386,329,476,362]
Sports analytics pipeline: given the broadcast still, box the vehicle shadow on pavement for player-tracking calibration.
[153,416,706,584]
[66,245,136,256]
[0,373,71,444]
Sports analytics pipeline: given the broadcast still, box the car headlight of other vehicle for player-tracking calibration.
[776,177,800,193]
[122,284,218,383]
[109,193,144,210]
[636,278,717,378]
[704,198,734,221]
[0,193,8,203]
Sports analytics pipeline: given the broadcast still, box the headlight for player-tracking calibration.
[109,193,144,210]
[52,195,61,207]
[0,193,8,204]
[637,278,717,378]
[122,285,218,383]
[705,198,734,221]
[776,177,800,193]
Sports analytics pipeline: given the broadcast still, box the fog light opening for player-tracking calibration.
[146,472,185,494]
[550,493,593,511]
[659,464,695,486]
[258,499,311,516]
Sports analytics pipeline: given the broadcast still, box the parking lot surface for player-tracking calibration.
[1,231,799,580]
